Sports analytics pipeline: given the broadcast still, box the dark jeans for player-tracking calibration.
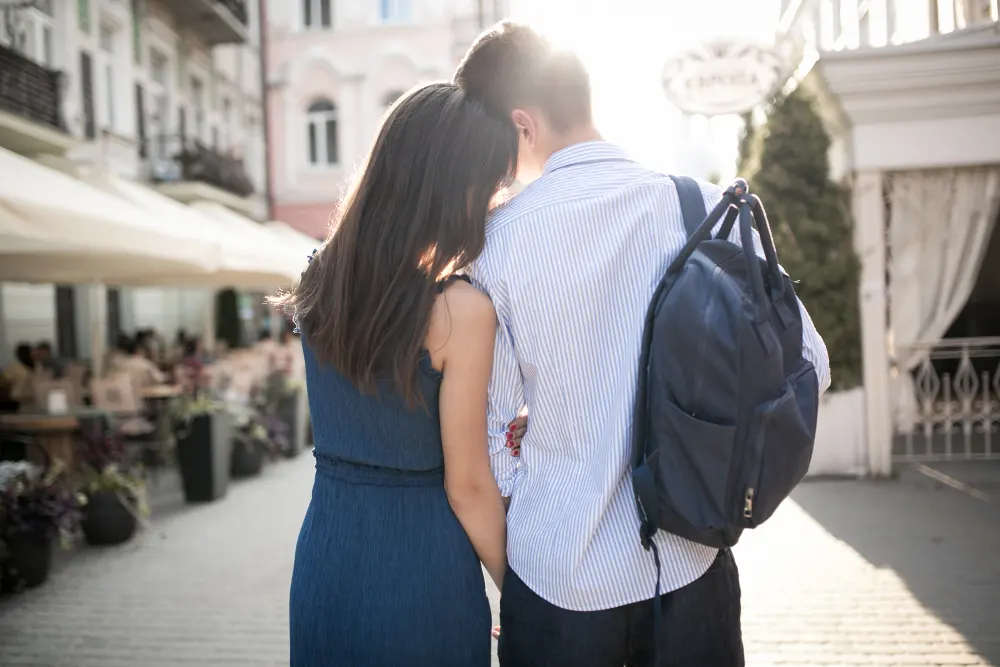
[498,549,744,667]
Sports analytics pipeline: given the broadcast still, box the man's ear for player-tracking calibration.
[511,109,536,146]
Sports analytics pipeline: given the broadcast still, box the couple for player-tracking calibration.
[283,22,831,667]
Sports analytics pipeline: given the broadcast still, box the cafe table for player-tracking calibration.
[0,408,111,471]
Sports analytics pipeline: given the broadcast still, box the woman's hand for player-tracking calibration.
[506,414,527,457]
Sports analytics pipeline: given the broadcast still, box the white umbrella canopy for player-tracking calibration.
[191,202,307,286]
[0,202,206,284]
[83,174,301,289]
[0,148,214,283]
[265,220,322,258]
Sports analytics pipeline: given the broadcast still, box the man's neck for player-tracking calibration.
[545,124,603,158]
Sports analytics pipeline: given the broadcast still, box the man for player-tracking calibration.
[454,23,831,667]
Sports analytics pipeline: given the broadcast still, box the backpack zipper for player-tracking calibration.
[743,487,755,519]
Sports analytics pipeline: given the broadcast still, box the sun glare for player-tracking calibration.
[509,0,782,177]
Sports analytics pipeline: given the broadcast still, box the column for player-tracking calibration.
[854,171,893,477]
[202,293,217,353]
[89,283,108,377]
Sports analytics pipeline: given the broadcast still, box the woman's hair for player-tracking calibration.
[14,343,33,369]
[183,338,199,358]
[271,82,516,404]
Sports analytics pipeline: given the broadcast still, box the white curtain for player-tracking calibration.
[889,167,1000,430]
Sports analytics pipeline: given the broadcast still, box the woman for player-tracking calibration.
[273,82,520,666]
[2,343,36,406]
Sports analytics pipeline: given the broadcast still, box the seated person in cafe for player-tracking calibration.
[2,343,37,406]
[115,337,167,392]
[33,341,65,378]
[106,333,132,372]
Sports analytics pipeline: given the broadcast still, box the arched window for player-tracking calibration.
[381,90,405,108]
[302,0,332,29]
[307,99,338,165]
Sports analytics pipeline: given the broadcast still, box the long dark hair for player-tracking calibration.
[271,82,517,404]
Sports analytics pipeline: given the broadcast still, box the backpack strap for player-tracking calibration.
[669,175,708,238]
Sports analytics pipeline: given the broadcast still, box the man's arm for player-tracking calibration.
[485,316,525,497]
[466,269,525,498]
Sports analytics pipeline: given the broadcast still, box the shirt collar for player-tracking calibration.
[542,141,635,175]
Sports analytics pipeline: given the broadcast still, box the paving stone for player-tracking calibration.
[0,458,997,666]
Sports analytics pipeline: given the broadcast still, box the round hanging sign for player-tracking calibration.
[661,41,790,117]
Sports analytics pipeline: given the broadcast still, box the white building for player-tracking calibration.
[0,0,271,366]
[265,0,508,238]
[780,0,1000,475]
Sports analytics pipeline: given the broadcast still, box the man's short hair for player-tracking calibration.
[453,22,592,133]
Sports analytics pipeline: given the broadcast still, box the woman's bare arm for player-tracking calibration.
[431,281,508,590]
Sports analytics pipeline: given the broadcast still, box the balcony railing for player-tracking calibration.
[0,43,66,134]
[145,134,254,198]
[217,0,249,25]
[892,337,1000,462]
[168,0,250,45]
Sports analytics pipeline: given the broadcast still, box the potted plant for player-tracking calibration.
[169,395,232,503]
[78,428,148,546]
[260,372,307,458]
[230,416,275,479]
[0,460,83,592]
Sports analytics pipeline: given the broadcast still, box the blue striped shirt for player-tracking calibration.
[467,141,831,611]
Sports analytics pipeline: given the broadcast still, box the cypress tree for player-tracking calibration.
[744,89,862,390]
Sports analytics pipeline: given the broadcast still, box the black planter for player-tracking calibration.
[175,411,232,503]
[230,438,265,478]
[1,531,53,592]
[277,389,307,458]
[81,490,137,546]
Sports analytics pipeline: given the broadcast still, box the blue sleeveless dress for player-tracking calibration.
[289,294,491,666]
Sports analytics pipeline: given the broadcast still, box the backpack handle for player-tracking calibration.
[716,193,784,303]
[737,198,772,324]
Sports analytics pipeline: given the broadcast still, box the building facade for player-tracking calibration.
[264,0,508,239]
[0,0,269,364]
[779,0,1000,475]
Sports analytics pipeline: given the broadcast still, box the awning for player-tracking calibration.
[81,173,301,288]
[0,147,213,284]
[192,202,307,286]
[265,220,321,256]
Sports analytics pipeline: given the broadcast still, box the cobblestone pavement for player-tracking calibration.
[1,457,997,666]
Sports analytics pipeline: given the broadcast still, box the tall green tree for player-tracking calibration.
[745,90,862,390]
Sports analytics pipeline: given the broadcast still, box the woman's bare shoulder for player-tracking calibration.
[426,278,497,362]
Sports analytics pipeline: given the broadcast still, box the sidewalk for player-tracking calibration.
[0,457,997,666]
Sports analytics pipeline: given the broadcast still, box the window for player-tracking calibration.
[98,23,117,131]
[135,83,146,157]
[303,0,332,29]
[381,90,404,108]
[220,97,232,150]
[78,0,90,34]
[380,0,411,22]
[131,0,142,64]
[149,50,170,158]
[306,99,338,166]
[190,76,205,142]
[10,1,56,67]
[80,51,96,139]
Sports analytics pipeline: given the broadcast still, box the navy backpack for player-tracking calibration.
[630,176,820,553]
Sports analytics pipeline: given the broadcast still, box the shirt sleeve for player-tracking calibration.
[466,265,524,498]
[704,186,833,396]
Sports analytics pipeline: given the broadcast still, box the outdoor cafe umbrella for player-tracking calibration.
[0,147,215,284]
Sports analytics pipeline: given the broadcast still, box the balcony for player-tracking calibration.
[0,44,75,156]
[168,0,250,45]
[145,134,259,217]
